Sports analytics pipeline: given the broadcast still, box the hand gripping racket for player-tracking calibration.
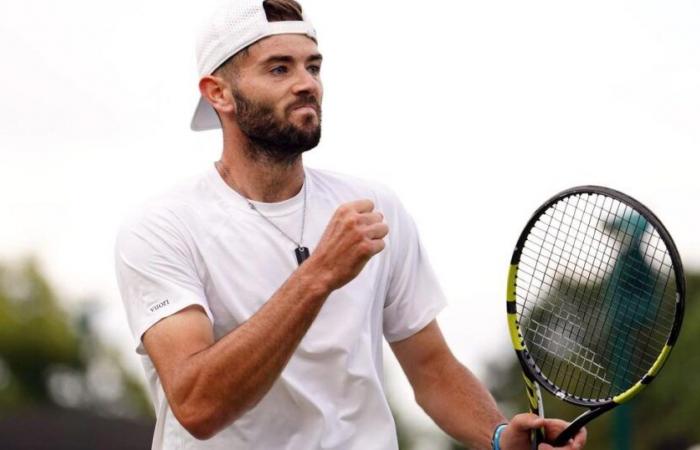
[505,186,685,447]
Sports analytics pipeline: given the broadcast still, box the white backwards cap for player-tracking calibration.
[191,0,316,131]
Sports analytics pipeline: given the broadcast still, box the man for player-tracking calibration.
[115,1,587,449]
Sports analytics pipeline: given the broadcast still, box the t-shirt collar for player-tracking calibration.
[206,162,309,217]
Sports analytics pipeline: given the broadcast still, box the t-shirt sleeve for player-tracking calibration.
[114,208,213,354]
[382,192,447,343]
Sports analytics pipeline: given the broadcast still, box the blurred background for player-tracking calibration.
[1,0,698,448]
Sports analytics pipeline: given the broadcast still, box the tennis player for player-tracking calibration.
[114,1,587,449]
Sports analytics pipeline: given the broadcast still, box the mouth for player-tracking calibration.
[288,99,320,115]
[292,105,319,114]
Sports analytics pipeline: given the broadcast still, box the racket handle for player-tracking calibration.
[522,372,545,450]
[526,397,545,449]
[551,427,578,447]
[531,426,545,450]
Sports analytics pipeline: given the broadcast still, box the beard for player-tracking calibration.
[233,90,322,165]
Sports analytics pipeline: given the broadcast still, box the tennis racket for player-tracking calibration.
[505,186,685,447]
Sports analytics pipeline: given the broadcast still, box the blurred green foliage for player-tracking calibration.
[0,258,152,419]
[4,257,695,448]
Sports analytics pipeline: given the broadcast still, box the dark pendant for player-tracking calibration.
[295,246,310,266]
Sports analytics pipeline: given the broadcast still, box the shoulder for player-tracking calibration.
[306,166,402,208]
[116,170,212,247]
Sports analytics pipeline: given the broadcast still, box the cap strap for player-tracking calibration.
[266,20,316,39]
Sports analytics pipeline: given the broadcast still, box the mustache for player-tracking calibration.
[287,96,321,113]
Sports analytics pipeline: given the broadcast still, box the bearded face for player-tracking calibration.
[233,88,322,164]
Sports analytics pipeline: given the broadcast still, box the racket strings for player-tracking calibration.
[517,253,676,338]
[516,193,677,401]
[540,197,672,398]
[535,195,670,264]
[522,195,677,334]
[580,199,672,392]
[538,194,618,397]
[524,203,674,282]
[526,307,611,385]
[605,255,675,392]
[516,267,673,400]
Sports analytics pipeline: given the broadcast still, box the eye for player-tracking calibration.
[271,65,288,75]
[307,65,321,76]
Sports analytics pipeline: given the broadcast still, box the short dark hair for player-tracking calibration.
[263,0,303,22]
[213,0,305,78]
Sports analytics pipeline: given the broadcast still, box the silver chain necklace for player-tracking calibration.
[216,161,310,266]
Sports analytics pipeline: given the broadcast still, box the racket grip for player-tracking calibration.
[549,403,615,446]
[551,428,576,447]
[531,426,545,450]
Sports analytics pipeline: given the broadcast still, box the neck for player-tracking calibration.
[216,130,305,203]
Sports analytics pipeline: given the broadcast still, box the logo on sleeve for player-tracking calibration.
[149,299,170,313]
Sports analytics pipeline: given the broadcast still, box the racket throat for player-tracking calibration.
[551,402,617,446]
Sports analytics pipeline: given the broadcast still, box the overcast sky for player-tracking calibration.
[2,0,699,435]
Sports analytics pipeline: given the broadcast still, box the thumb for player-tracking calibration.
[510,413,545,431]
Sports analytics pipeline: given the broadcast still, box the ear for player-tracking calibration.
[198,75,236,115]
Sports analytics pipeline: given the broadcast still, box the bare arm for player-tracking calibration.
[143,200,388,440]
[143,269,328,440]
[391,320,587,450]
[391,320,505,448]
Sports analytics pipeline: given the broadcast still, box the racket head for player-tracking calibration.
[506,186,685,408]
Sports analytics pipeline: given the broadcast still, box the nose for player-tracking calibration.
[291,67,321,97]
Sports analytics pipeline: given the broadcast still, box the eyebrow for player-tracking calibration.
[261,53,323,65]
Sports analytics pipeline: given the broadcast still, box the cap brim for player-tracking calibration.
[190,96,222,131]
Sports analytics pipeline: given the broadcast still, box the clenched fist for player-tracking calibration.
[304,199,389,292]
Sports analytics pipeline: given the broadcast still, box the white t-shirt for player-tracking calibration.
[114,164,447,450]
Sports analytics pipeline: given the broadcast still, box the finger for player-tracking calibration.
[563,439,583,450]
[571,427,587,446]
[542,418,569,435]
[348,199,374,213]
[367,238,386,255]
[542,419,587,448]
[358,211,384,226]
[356,238,385,258]
[366,222,389,240]
[569,440,584,450]
[510,413,545,431]
[538,438,582,450]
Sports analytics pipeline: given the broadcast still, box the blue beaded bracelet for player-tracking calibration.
[491,423,508,450]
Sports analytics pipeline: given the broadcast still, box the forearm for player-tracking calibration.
[170,263,331,438]
[151,200,387,439]
[417,356,505,450]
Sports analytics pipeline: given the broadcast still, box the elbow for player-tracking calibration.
[173,400,246,441]
[169,379,224,439]
[184,420,218,441]
[174,402,225,441]
[178,409,217,440]
[167,373,257,440]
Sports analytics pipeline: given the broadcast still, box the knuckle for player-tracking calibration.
[359,241,373,255]
[346,214,361,230]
